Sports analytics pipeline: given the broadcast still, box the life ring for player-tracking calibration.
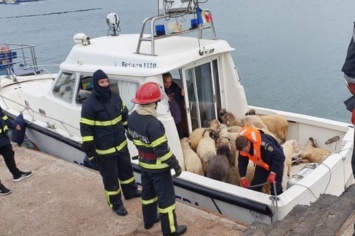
[0,46,10,64]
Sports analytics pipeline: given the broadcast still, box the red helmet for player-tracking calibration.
[131,82,164,104]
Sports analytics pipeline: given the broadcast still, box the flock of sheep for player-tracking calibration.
[180,109,333,194]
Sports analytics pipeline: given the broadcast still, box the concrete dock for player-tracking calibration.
[0,145,247,236]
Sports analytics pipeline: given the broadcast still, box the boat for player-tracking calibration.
[0,0,19,4]
[0,0,353,224]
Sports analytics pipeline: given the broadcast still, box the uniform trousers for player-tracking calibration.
[99,147,137,210]
[0,144,21,177]
[141,168,178,234]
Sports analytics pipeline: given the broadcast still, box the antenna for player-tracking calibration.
[106,12,120,36]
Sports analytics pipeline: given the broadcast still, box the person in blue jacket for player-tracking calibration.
[0,106,32,196]
[127,82,187,236]
[236,126,285,195]
[80,69,141,216]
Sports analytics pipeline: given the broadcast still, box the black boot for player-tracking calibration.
[113,205,128,216]
[163,225,187,236]
[144,215,160,229]
[125,189,142,200]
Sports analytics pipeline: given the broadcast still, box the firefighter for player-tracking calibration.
[235,126,285,195]
[127,82,187,235]
[80,69,141,216]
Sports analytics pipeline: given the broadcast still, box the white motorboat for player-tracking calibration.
[0,0,353,224]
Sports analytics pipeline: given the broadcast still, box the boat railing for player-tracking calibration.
[0,43,43,77]
[136,2,216,55]
[0,95,79,138]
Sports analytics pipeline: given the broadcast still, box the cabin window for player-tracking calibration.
[53,72,76,103]
[75,75,138,111]
[76,76,93,104]
[113,80,137,111]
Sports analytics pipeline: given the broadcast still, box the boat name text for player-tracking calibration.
[121,61,157,68]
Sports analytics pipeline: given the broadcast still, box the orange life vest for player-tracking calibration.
[238,126,270,171]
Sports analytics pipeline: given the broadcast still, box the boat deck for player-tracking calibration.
[0,145,248,236]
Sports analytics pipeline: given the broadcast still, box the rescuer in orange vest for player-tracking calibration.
[235,126,285,195]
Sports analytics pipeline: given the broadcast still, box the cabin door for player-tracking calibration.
[182,59,221,134]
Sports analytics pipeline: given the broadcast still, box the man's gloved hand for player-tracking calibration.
[88,155,100,165]
[173,163,182,177]
[267,172,276,183]
[240,177,249,188]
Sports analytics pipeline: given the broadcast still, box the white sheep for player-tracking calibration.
[196,129,218,175]
[281,139,300,177]
[180,137,204,176]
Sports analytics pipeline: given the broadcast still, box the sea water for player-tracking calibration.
[0,0,355,123]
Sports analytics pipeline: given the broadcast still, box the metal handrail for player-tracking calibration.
[135,9,216,56]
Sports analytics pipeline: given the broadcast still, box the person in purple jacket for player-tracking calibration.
[163,72,185,139]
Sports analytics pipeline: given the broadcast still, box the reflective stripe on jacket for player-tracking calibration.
[80,92,128,157]
[127,110,177,171]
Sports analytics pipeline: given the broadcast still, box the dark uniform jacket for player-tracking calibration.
[0,107,16,148]
[238,131,285,177]
[80,91,128,158]
[127,110,179,171]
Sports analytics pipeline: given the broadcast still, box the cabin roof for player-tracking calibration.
[60,34,234,77]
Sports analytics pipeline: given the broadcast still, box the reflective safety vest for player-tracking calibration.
[239,126,270,171]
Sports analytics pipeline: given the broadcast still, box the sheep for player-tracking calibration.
[206,142,231,182]
[220,110,268,130]
[258,114,288,144]
[188,119,220,151]
[226,166,239,185]
[180,137,204,176]
[216,135,237,167]
[300,137,332,163]
[281,139,300,177]
[244,109,289,144]
[196,129,218,175]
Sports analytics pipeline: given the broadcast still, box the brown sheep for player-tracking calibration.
[259,114,289,144]
[180,138,204,176]
[216,135,237,167]
[300,137,332,163]
[226,166,239,185]
[206,143,231,182]
[220,110,268,130]
[188,119,220,151]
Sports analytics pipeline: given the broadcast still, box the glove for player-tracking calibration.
[240,177,249,188]
[267,172,276,183]
[88,155,100,165]
[82,142,96,157]
[173,163,182,177]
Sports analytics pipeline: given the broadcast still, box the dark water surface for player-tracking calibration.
[1,0,355,122]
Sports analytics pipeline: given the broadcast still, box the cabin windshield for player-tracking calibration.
[52,72,76,103]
